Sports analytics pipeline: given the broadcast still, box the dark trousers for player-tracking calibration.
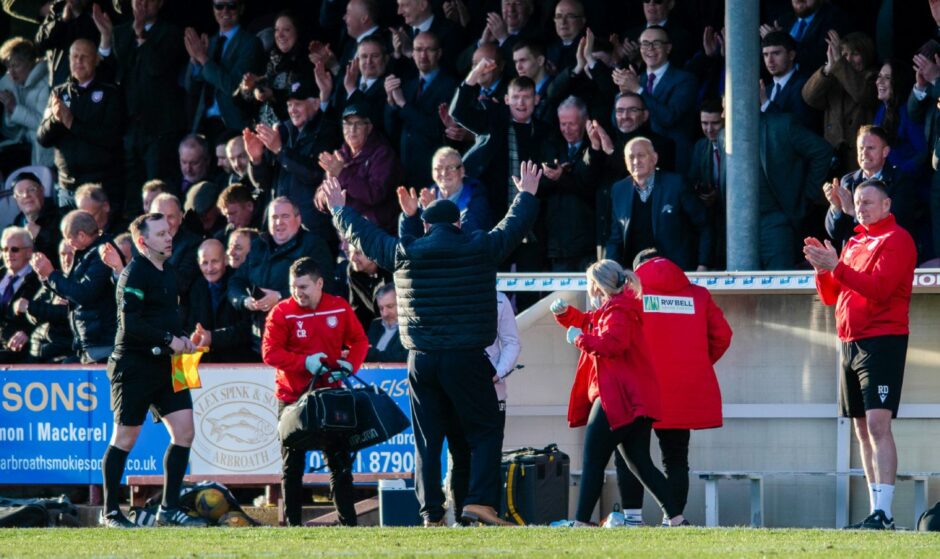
[277,401,357,526]
[759,211,796,270]
[449,401,506,519]
[575,399,680,522]
[409,348,502,521]
[123,127,181,216]
[615,428,691,513]
[930,170,940,260]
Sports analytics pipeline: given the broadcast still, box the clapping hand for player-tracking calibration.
[190,323,212,348]
[586,119,614,154]
[242,127,265,164]
[318,150,346,178]
[803,237,839,272]
[256,123,282,154]
[184,27,209,65]
[396,186,420,216]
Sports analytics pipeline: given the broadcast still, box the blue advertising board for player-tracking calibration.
[0,365,416,484]
[0,368,168,484]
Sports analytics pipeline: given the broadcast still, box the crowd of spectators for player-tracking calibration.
[0,0,928,364]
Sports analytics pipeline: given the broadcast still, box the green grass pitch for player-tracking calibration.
[1,527,940,558]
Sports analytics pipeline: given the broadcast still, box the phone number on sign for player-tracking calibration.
[308,450,415,473]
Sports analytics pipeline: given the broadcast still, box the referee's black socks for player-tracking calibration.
[102,445,129,514]
[162,444,191,509]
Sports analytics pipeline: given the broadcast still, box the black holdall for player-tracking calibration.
[278,360,410,452]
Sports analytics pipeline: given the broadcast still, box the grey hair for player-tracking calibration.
[2,226,34,249]
[557,95,588,120]
[586,259,641,299]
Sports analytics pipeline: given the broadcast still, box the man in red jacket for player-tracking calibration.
[612,249,732,527]
[262,257,369,526]
[804,180,917,530]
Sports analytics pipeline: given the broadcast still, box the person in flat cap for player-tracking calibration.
[313,101,403,234]
[242,72,342,254]
[323,160,543,527]
[182,180,225,239]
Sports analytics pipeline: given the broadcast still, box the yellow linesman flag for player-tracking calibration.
[171,348,207,393]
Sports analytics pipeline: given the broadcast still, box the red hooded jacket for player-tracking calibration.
[555,291,661,430]
[635,257,733,430]
[815,214,916,342]
[262,293,369,404]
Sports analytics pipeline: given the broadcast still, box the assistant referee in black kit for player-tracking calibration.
[100,213,206,528]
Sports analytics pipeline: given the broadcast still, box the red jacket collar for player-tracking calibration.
[853,213,896,236]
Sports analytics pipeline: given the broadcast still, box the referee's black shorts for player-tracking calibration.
[106,355,193,426]
[840,334,908,418]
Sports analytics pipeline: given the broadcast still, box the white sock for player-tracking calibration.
[623,508,642,519]
[875,484,894,519]
[868,484,878,514]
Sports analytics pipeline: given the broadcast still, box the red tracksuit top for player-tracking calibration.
[262,293,369,404]
[815,214,916,342]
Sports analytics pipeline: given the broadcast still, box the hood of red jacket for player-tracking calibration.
[635,257,689,294]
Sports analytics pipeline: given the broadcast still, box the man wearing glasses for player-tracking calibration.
[11,173,61,260]
[384,31,457,188]
[547,0,585,73]
[316,104,402,233]
[621,0,691,68]
[184,0,263,139]
[0,226,40,364]
[612,26,696,171]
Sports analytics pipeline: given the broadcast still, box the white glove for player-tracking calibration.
[550,298,568,315]
[305,352,328,375]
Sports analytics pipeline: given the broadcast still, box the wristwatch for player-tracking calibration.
[163,331,174,348]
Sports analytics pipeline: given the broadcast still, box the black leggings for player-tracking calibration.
[615,428,691,512]
[575,399,680,522]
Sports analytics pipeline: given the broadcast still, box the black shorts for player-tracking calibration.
[107,356,193,426]
[840,335,908,418]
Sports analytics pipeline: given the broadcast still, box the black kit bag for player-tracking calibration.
[0,495,79,527]
[919,501,940,532]
[499,444,570,525]
[278,361,409,451]
[344,373,411,452]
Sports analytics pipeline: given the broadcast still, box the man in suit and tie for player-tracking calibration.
[0,226,41,363]
[688,99,726,268]
[614,26,697,172]
[621,0,693,68]
[762,0,851,75]
[92,0,187,217]
[334,36,390,138]
[365,283,406,363]
[824,125,916,252]
[546,0,585,74]
[184,0,264,139]
[540,95,600,272]
[469,43,508,105]
[908,59,940,259]
[186,238,252,363]
[760,31,815,131]
[336,0,387,72]
[393,0,464,76]
[385,31,458,188]
[757,112,832,270]
[605,137,712,272]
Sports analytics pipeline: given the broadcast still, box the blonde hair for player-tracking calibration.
[586,259,641,299]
